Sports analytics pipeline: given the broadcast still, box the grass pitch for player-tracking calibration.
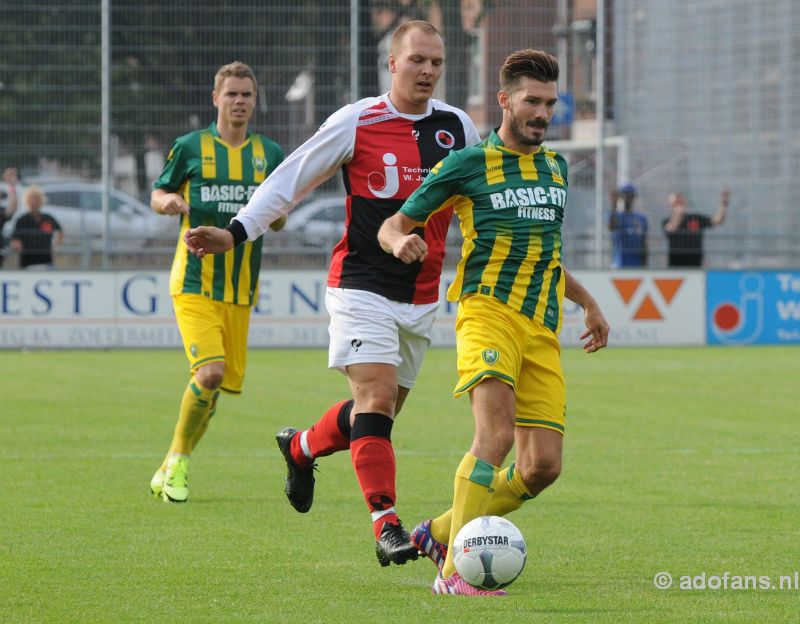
[1,346,798,623]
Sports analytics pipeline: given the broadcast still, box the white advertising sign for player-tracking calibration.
[558,271,706,346]
[0,270,705,349]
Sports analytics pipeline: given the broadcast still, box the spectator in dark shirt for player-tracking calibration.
[663,189,729,267]
[10,185,63,269]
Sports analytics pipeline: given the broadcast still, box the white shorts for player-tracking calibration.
[326,287,439,388]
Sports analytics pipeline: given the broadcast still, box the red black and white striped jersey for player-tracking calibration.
[233,94,480,304]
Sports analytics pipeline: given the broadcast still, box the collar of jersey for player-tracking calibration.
[381,93,432,120]
[207,121,252,150]
[488,127,544,157]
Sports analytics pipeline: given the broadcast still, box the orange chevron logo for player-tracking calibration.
[612,278,684,321]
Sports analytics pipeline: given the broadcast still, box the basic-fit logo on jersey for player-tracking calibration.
[435,129,456,149]
[367,153,400,198]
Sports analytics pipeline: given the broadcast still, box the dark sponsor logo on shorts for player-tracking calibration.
[351,338,362,352]
[481,348,499,365]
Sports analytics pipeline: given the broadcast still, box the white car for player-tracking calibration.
[1,179,168,251]
[282,193,464,250]
[283,194,346,247]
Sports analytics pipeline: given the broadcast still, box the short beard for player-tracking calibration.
[508,109,547,147]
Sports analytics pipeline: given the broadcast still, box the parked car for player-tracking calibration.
[1,179,169,251]
[283,193,346,247]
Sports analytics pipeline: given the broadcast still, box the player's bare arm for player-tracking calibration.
[378,212,428,264]
[563,268,610,353]
[184,226,234,257]
[151,188,189,216]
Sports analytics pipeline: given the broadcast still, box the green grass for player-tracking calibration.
[1,346,798,623]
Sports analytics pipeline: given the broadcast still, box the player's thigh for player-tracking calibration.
[172,294,226,371]
[515,322,566,434]
[453,294,525,398]
[220,301,252,394]
[326,288,403,372]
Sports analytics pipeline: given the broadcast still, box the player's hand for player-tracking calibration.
[721,188,731,205]
[579,302,610,353]
[184,226,234,257]
[269,214,287,232]
[158,193,190,216]
[392,234,428,264]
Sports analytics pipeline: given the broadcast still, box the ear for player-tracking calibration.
[388,54,397,75]
[497,90,510,111]
[212,90,219,108]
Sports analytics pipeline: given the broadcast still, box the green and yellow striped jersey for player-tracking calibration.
[401,129,567,332]
[155,122,284,305]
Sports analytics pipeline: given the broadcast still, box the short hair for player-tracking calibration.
[23,185,46,206]
[390,20,443,56]
[500,49,559,92]
[214,61,257,93]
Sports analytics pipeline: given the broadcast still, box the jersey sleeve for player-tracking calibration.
[153,139,188,192]
[264,138,285,171]
[233,103,360,241]
[400,149,466,224]
[461,113,481,147]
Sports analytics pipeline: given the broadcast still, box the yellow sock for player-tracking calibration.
[168,379,216,456]
[441,452,499,578]
[190,390,220,451]
[430,463,534,548]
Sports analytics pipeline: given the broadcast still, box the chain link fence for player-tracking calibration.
[1,0,798,269]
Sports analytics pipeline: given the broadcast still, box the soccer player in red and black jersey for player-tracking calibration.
[184,20,480,566]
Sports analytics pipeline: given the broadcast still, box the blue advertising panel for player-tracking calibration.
[707,271,800,345]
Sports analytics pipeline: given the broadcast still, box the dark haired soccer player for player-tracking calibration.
[379,48,609,595]
[149,61,284,503]
[183,21,480,566]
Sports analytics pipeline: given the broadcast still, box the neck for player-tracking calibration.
[387,91,428,116]
[216,120,248,146]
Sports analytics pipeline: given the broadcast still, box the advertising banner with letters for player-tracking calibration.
[1,269,712,349]
[706,271,800,345]
[557,271,706,347]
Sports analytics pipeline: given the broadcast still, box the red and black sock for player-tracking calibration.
[289,399,353,468]
[350,413,399,538]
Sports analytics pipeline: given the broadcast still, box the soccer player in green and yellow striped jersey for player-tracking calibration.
[149,61,284,503]
[379,49,610,595]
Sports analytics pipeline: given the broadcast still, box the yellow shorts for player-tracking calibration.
[454,294,566,434]
[172,293,252,394]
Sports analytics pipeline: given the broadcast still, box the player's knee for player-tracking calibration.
[519,459,561,492]
[195,364,224,390]
[357,386,397,418]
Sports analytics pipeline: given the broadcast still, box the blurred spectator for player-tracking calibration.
[608,182,648,268]
[663,189,729,267]
[0,168,20,268]
[10,185,63,269]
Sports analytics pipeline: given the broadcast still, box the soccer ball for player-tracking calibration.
[453,515,527,590]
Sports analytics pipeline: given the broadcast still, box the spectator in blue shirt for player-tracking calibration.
[609,183,648,268]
